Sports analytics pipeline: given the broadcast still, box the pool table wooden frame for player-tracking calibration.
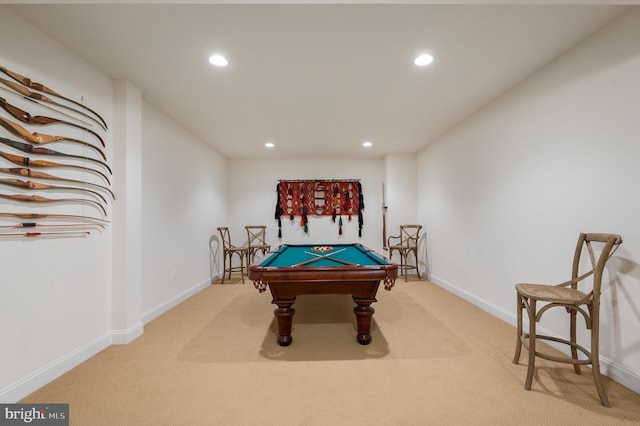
[248,243,398,346]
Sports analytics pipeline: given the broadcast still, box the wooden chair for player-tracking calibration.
[245,225,271,263]
[387,224,422,282]
[217,227,248,284]
[513,233,622,407]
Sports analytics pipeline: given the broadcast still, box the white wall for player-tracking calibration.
[140,102,227,320]
[226,158,385,259]
[0,5,228,402]
[0,6,114,401]
[384,154,417,233]
[383,154,421,270]
[417,8,640,391]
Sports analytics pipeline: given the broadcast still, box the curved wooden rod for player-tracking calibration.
[0,178,107,205]
[0,231,91,237]
[0,167,115,200]
[0,192,106,217]
[0,86,92,127]
[0,66,108,130]
[0,149,110,186]
[0,115,106,161]
[0,211,109,224]
[0,136,111,175]
[0,222,105,230]
[0,96,105,147]
[0,77,106,131]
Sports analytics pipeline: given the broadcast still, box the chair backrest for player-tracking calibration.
[400,224,422,249]
[571,233,622,301]
[245,225,267,247]
[217,227,233,250]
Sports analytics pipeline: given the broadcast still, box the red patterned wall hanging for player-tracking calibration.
[274,179,364,237]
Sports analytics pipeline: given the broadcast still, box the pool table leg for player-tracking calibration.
[353,297,376,345]
[272,298,296,346]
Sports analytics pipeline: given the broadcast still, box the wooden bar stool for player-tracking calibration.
[513,233,622,407]
[387,224,422,281]
[245,225,271,264]
[217,227,248,284]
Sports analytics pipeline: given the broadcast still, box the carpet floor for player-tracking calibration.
[22,277,640,425]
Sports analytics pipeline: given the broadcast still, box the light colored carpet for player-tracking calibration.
[22,276,640,425]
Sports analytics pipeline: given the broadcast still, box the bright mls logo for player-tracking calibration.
[0,404,68,426]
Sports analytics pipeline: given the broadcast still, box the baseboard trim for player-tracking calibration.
[111,321,144,345]
[140,277,212,325]
[430,274,514,325]
[603,355,640,394]
[0,332,112,403]
[430,274,640,394]
[1,278,214,403]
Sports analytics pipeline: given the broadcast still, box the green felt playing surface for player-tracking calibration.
[259,243,389,268]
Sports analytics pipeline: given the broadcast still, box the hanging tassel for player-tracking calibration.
[289,186,294,220]
[300,205,308,232]
[338,216,343,235]
[358,182,364,238]
[275,183,284,239]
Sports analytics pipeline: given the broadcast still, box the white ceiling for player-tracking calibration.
[7,2,627,159]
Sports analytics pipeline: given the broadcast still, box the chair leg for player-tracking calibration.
[569,308,581,375]
[592,355,610,407]
[219,251,226,284]
[401,253,408,282]
[591,317,610,407]
[513,293,523,364]
[227,252,233,280]
[240,252,245,284]
[524,299,537,390]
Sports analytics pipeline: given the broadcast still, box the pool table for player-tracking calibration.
[248,243,398,346]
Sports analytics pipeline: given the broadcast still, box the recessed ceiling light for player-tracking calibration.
[209,54,228,67]
[414,54,434,66]
[265,142,275,148]
[362,141,373,148]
